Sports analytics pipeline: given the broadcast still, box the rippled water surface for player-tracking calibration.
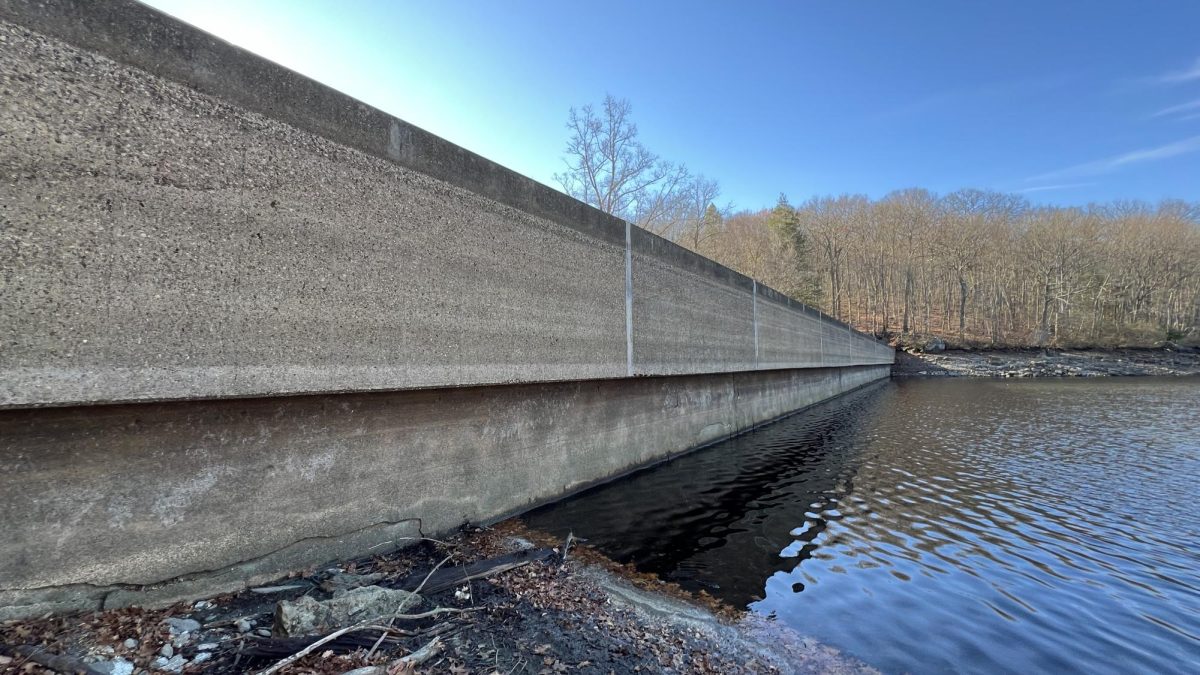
[524,378,1200,674]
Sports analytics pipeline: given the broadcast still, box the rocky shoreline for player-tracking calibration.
[0,522,875,675]
[891,347,1200,378]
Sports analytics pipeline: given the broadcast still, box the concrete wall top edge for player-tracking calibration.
[628,226,754,293]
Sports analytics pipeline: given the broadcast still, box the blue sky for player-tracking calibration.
[142,0,1200,210]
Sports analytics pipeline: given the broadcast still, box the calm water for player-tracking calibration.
[524,378,1200,674]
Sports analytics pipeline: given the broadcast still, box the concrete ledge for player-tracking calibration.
[0,365,889,618]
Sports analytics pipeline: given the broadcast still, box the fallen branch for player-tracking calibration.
[255,608,480,675]
[367,553,456,659]
[400,554,454,613]
[396,548,553,595]
[389,636,443,673]
[560,531,576,563]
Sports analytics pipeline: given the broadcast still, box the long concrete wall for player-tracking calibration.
[0,0,890,409]
[0,0,892,617]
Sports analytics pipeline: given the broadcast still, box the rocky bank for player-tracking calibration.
[891,347,1200,378]
[0,523,876,675]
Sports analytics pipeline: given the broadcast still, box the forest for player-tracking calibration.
[556,96,1200,348]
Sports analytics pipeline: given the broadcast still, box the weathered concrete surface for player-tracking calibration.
[0,14,627,407]
[0,365,889,619]
[630,227,757,374]
[756,285,829,369]
[0,1,890,408]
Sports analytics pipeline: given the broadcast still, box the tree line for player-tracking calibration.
[556,96,1200,347]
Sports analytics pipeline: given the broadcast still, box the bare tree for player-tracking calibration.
[555,95,724,241]
[556,97,1199,347]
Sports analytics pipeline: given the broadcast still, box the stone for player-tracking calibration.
[236,618,252,633]
[165,617,201,635]
[320,572,385,593]
[196,643,218,651]
[92,658,135,675]
[274,586,423,638]
[339,668,385,675]
[192,652,213,664]
[123,638,138,650]
[508,536,536,551]
[151,654,186,673]
[159,644,173,658]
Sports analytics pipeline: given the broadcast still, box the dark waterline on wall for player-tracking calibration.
[524,377,1200,674]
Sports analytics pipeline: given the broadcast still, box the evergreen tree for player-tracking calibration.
[766,194,821,305]
[767,193,800,238]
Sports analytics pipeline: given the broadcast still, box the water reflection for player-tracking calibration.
[524,378,1200,674]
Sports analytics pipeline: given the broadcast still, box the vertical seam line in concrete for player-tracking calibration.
[624,221,634,377]
[819,308,825,364]
[752,280,759,368]
[847,324,853,363]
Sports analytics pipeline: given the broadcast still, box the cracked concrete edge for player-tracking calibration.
[0,518,423,621]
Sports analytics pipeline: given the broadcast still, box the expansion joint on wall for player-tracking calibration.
[752,280,759,368]
[624,221,634,377]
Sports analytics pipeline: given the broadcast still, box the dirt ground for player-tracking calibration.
[0,522,876,675]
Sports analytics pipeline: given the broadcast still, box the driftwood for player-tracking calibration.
[243,629,402,658]
[254,609,480,675]
[393,636,444,670]
[395,548,554,595]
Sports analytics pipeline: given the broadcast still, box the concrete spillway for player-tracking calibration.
[0,0,892,618]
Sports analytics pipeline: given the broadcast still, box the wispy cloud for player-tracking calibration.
[1151,98,1200,118]
[1014,182,1095,194]
[873,75,1067,121]
[1155,57,1200,85]
[1027,135,1200,182]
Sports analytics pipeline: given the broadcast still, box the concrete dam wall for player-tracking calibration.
[0,0,893,618]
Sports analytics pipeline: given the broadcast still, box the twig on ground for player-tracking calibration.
[390,636,443,672]
[367,553,456,659]
[560,531,575,563]
[373,535,456,551]
[400,554,455,613]
[255,608,480,675]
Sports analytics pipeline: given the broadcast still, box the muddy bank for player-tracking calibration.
[892,347,1200,378]
[0,523,876,675]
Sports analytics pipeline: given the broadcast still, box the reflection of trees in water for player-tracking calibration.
[525,381,890,605]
